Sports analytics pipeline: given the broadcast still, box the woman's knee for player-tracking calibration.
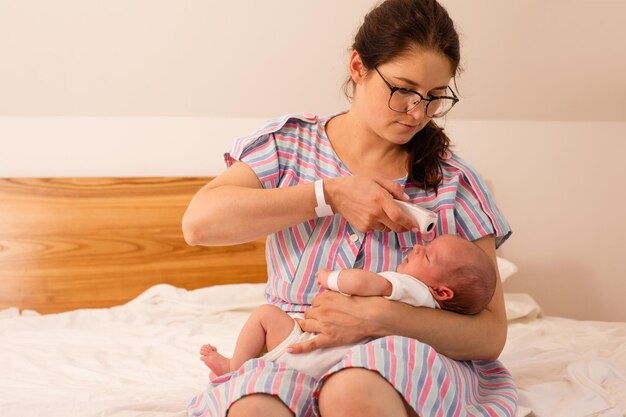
[228,394,293,417]
[318,368,416,417]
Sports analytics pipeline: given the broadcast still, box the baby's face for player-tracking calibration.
[397,235,471,286]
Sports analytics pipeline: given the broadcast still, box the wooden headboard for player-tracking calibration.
[0,177,267,314]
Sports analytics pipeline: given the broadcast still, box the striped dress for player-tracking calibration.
[187,112,517,417]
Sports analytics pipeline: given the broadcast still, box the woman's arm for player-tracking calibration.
[182,162,317,245]
[317,269,393,297]
[291,234,508,361]
[182,162,416,246]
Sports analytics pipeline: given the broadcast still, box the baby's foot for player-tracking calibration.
[199,344,231,380]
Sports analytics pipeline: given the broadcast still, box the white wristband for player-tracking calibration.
[314,179,334,217]
[326,270,349,296]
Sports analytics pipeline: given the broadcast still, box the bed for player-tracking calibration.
[1,177,624,417]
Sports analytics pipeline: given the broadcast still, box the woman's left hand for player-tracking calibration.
[288,291,384,353]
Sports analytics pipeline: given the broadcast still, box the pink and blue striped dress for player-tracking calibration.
[187,112,517,417]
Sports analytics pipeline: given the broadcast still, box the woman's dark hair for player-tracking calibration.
[345,0,461,192]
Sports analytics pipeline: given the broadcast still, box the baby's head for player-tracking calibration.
[397,234,497,315]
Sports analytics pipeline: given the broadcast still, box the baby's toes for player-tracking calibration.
[200,344,216,354]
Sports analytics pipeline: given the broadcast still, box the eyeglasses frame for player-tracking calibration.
[374,67,459,118]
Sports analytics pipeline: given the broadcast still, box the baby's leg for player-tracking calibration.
[199,304,294,378]
[230,304,295,371]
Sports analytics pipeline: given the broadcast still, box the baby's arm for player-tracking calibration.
[316,269,392,297]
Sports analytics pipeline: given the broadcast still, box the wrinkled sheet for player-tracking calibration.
[501,300,626,417]
[0,284,624,417]
[0,284,264,417]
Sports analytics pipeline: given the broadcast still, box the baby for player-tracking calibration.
[200,234,497,380]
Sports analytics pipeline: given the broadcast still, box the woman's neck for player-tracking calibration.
[326,111,408,180]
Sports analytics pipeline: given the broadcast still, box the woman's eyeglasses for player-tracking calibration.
[375,67,459,118]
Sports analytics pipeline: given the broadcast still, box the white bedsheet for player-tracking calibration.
[501,312,626,417]
[0,284,264,417]
[0,284,625,417]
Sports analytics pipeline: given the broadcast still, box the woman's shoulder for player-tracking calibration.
[231,112,327,150]
[245,112,323,138]
[227,112,337,164]
[439,152,488,188]
[438,152,512,248]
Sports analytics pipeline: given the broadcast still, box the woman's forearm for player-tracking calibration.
[366,297,507,360]
[182,161,419,246]
[183,183,317,246]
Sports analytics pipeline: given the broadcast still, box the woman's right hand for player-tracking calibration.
[324,176,419,233]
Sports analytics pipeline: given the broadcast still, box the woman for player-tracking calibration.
[184,0,517,416]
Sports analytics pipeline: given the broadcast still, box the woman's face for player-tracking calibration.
[352,48,454,145]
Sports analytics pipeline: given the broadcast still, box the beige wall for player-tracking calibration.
[1,0,624,120]
[448,120,626,322]
[1,1,625,321]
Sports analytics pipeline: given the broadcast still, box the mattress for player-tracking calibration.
[1,284,624,417]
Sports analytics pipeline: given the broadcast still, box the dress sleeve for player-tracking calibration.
[444,156,512,249]
[224,118,286,189]
[223,113,319,189]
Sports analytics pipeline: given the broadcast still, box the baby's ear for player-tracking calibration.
[430,286,454,301]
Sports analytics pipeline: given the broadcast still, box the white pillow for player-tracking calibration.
[496,256,519,282]
[504,293,542,321]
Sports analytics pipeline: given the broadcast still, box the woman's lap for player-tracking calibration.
[187,336,517,417]
[187,358,317,417]
[315,336,518,417]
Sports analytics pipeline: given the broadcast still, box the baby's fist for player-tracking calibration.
[316,269,331,288]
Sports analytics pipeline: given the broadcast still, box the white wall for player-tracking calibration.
[448,121,626,322]
[0,116,265,177]
[1,0,625,321]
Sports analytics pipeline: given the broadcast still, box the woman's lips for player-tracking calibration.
[397,121,418,130]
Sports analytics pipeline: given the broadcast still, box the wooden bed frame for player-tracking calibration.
[0,177,267,314]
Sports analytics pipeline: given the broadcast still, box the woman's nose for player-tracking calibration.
[407,101,427,122]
